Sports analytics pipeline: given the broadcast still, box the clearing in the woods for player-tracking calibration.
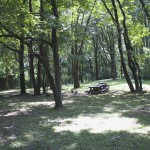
[0,79,150,150]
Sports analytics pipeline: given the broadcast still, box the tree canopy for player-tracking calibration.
[0,0,150,108]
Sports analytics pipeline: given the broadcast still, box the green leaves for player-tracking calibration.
[128,22,149,47]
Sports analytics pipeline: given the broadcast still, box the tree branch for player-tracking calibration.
[101,0,116,23]
[0,40,19,54]
[78,0,97,55]
[139,0,150,21]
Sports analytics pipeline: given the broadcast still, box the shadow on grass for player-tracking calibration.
[0,90,150,150]
[0,129,150,150]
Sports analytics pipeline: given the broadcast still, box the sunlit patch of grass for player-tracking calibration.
[143,79,150,85]
[0,79,150,150]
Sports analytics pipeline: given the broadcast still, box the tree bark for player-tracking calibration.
[71,46,80,88]
[19,39,26,95]
[93,37,99,80]
[35,0,45,95]
[31,53,62,108]
[51,0,63,108]
[109,28,117,80]
[28,41,40,95]
[28,0,40,95]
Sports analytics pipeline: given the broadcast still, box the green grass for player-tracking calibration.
[0,79,150,150]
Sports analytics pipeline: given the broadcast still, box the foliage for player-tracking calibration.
[0,0,150,90]
[0,45,18,77]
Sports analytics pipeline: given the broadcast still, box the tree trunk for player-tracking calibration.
[109,29,117,80]
[28,41,40,95]
[71,46,80,88]
[32,53,62,108]
[102,0,135,92]
[28,0,40,95]
[79,69,84,83]
[42,71,46,94]
[5,76,9,90]
[51,0,63,108]
[19,39,26,95]
[112,0,135,92]
[36,42,42,95]
[72,60,80,88]
[73,66,80,88]
[93,38,99,80]
[139,0,150,21]
[50,29,63,108]
[110,47,117,80]
[117,0,142,92]
[35,0,45,95]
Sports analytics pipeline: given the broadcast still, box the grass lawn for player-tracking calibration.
[0,79,150,150]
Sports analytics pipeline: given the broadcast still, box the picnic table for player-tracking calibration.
[88,83,109,94]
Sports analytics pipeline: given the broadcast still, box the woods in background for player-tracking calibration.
[0,0,150,108]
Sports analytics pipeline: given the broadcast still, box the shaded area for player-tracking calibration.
[1,130,150,150]
[0,89,150,150]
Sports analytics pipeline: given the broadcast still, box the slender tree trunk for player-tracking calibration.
[73,66,80,88]
[117,31,134,92]
[112,0,135,92]
[29,0,32,13]
[102,0,134,92]
[28,41,39,95]
[35,0,45,95]
[72,60,80,88]
[93,38,99,80]
[88,57,93,80]
[70,1,96,87]
[117,0,142,91]
[32,53,62,108]
[71,46,80,88]
[19,39,26,95]
[4,67,9,90]
[28,0,40,95]
[79,57,84,83]
[42,71,46,94]
[110,50,117,80]
[139,0,150,21]
[109,29,117,80]
[18,0,26,95]
[51,0,63,108]
[51,28,62,108]
[5,76,9,90]
[36,41,43,95]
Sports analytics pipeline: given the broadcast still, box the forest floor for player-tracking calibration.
[0,79,150,150]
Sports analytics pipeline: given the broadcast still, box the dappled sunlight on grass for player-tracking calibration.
[52,112,149,134]
[10,141,27,148]
[0,99,75,118]
[0,80,150,149]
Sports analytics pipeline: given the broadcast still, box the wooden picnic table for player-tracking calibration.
[88,83,109,94]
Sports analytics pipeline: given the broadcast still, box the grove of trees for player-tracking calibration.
[0,0,150,108]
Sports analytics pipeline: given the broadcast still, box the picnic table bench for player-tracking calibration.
[88,83,109,94]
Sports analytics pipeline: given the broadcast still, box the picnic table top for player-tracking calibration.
[89,83,108,88]
[98,83,107,85]
[89,85,101,88]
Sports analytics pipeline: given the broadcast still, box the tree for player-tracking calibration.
[101,0,147,92]
[0,0,63,108]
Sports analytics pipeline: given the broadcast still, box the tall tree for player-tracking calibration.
[50,0,63,108]
[101,0,135,92]
[71,0,96,88]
